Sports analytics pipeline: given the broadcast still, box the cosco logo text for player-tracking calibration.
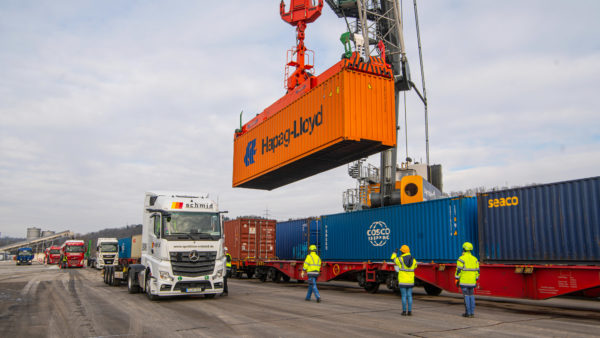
[488,196,519,208]
[367,221,390,247]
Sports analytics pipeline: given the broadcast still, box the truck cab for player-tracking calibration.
[16,247,34,265]
[44,246,61,264]
[60,240,86,268]
[93,238,119,269]
[135,191,226,299]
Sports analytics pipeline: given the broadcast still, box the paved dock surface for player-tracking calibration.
[1,261,599,337]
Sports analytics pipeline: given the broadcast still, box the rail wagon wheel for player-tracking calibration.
[272,271,282,283]
[282,274,291,283]
[246,271,254,279]
[424,283,442,296]
[364,282,380,294]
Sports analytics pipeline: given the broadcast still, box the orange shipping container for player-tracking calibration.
[233,68,396,190]
[224,218,276,261]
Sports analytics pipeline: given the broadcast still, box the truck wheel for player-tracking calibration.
[423,283,443,296]
[145,275,158,301]
[128,271,140,294]
[103,268,109,284]
[363,282,380,294]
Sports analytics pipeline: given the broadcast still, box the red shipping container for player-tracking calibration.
[224,218,276,261]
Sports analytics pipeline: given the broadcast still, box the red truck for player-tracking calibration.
[44,246,62,264]
[60,240,86,268]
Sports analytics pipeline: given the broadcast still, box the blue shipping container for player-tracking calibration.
[320,196,478,262]
[478,176,600,263]
[118,237,132,259]
[276,218,322,260]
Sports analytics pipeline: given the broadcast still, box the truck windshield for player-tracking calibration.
[18,250,32,256]
[100,243,118,252]
[50,249,60,254]
[65,245,85,253]
[163,212,221,240]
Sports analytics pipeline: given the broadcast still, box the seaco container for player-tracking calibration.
[224,218,277,261]
[276,218,323,260]
[320,196,478,262]
[478,176,600,264]
[233,68,396,190]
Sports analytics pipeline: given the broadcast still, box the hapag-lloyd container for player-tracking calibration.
[233,68,396,190]
[276,218,322,260]
[320,197,478,262]
[224,218,276,261]
[478,176,600,263]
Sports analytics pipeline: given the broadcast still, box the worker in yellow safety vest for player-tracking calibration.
[455,242,480,318]
[303,244,322,302]
[391,245,418,316]
[61,254,67,269]
[224,247,231,296]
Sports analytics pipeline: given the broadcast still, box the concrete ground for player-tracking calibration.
[0,261,599,338]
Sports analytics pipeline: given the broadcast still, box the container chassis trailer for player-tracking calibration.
[253,260,600,300]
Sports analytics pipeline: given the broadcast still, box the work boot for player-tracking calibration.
[317,298,321,303]
[407,311,412,316]
[401,311,407,316]
[462,313,469,317]
[305,298,310,301]
[469,314,474,318]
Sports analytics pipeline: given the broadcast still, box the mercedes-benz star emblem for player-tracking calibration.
[189,250,200,262]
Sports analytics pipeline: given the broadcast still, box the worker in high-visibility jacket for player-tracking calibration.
[224,247,231,296]
[455,242,480,318]
[303,244,322,302]
[391,245,418,316]
[61,255,67,269]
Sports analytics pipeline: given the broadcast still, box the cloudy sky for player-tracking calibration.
[1,1,598,237]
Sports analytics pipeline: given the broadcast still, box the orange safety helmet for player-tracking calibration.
[400,245,410,254]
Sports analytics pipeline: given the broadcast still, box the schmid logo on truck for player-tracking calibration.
[488,196,519,208]
[367,221,390,247]
[261,105,323,155]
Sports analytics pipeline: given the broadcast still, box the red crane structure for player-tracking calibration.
[280,0,324,92]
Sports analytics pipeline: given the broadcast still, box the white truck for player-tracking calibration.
[125,191,227,300]
[92,237,119,269]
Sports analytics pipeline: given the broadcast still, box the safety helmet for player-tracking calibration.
[400,245,410,254]
[309,244,317,251]
[224,247,228,251]
[462,242,473,251]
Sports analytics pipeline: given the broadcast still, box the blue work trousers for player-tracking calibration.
[461,286,476,315]
[399,287,413,312]
[306,275,321,300]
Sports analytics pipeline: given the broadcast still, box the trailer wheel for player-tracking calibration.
[363,282,380,294]
[128,271,140,294]
[146,275,158,301]
[423,283,442,296]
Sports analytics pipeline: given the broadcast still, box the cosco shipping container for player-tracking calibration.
[276,218,322,260]
[478,176,600,263]
[320,196,478,262]
[224,218,276,261]
[232,68,396,190]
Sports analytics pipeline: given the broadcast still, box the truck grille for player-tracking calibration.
[169,251,216,277]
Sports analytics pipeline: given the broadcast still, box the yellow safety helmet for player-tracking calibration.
[400,245,410,254]
[309,244,317,251]
[462,242,474,251]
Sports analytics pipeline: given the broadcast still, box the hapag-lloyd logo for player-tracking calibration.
[261,105,323,155]
[367,221,390,247]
